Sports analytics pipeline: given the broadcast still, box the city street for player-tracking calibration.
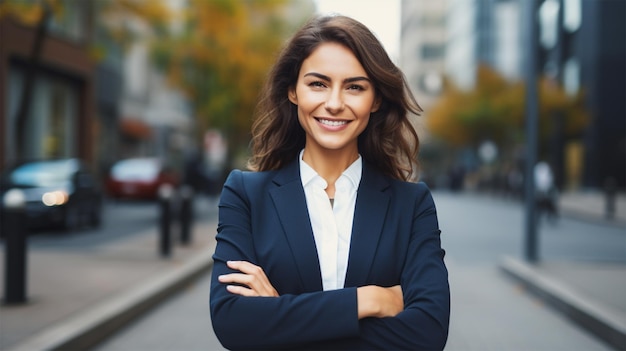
[0,196,219,350]
[25,200,163,250]
[1,0,624,350]
[91,191,624,351]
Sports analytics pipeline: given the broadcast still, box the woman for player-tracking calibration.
[210,15,449,350]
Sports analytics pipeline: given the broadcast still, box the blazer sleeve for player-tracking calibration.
[357,184,450,350]
[210,170,361,350]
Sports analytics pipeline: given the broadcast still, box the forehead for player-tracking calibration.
[299,42,368,78]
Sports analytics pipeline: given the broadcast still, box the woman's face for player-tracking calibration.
[288,42,379,155]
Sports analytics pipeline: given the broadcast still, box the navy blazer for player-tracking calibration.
[210,160,450,350]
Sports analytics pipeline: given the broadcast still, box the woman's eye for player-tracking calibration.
[348,84,364,91]
[308,81,326,88]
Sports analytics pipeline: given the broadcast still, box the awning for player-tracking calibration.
[119,118,152,140]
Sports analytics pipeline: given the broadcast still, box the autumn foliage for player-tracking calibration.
[1,0,313,156]
[427,65,588,152]
[150,0,312,147]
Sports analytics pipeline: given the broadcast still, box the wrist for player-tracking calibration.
[356,286,380,319]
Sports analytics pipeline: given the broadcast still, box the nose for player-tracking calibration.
[324,89,344,113]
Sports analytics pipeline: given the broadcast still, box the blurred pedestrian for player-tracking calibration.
[534,161,558,223]
[210,15,450,350]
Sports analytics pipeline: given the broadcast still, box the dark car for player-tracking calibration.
[105,158,179,200]
[0,159,103,231]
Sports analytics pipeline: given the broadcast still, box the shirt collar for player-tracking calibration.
[299,149,362,190]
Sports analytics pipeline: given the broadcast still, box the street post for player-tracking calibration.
[2,189,28,304]
[524,0,540,263]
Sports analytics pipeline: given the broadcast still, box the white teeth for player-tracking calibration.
[319,119,347,127]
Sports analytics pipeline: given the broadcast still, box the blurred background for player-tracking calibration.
[0,0,623,204]
[0,0,624,350]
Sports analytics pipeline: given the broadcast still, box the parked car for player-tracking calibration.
[0,158,103,231]
[105,158,179,200]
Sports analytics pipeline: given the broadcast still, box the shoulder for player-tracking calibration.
[224,169,278,191]
[362,162,429,196]
[393,179,431,194]
[361,164,435,209]
[388,179,434,204]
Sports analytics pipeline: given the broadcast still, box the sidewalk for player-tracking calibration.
[501,190,626,350]
[0,191,624,351]
[0,213,217,351]
[558,190,626,226]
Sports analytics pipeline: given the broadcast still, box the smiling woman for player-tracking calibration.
[210,15,449,350]
[287,42,380,166]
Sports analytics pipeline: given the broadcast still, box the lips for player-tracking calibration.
[316,118,349,127]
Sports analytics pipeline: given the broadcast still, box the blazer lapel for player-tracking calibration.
[344,163,391,287]
[269,160,323,292]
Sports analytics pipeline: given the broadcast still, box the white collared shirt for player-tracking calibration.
[299,150,362,290]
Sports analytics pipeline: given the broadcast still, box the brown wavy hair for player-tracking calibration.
[248,15,422,181]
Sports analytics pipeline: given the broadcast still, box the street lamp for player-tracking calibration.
[524,0,540,263]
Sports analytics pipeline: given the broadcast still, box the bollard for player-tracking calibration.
[158,184,174,258]
[179,185,194,245]
[3,189,28,304]
[604,177,617,220]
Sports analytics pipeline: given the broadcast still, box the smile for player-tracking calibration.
[317,118,348,127]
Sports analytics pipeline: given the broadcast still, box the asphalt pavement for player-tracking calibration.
[0,190,624,351]
[0,197,219,351]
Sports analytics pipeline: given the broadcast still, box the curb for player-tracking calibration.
[559,207,626,229]
[5,251,214,351]
[499,256,626,350]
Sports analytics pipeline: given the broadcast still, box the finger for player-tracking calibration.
[218,273,254,285]
[225,261,272,290]
[217,273,273,295]
[224,261,279,297]
[226,285,258,297]
[227,260,265,275]
[219,272,275,296]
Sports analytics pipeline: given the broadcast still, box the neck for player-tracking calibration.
[302,146,358,185]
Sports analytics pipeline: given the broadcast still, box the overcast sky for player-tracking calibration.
[313,0,401,61]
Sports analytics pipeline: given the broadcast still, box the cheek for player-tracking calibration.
[348,95,377,117]
[296,106,309,127]
[359,115,371,131]
[355,103,375,121]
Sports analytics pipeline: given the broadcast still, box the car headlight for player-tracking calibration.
[42,190,69,206]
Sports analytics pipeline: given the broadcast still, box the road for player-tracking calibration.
[0,195,220,350]
[26,199,162,249]
[92,191,623,351]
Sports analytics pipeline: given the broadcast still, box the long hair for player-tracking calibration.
[248,15,422,181]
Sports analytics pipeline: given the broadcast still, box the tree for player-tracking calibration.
[427,64,588,159]
[149,0,314,158]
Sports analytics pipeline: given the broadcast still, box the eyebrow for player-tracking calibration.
[303,72,371,84]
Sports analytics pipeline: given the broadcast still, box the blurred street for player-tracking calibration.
[438,191,625,350]
[2,191,626,351]
[95,191,624,351]
[0,1,624,350]
[0,195,219,351]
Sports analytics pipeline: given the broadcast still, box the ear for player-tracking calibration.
[371,96,382,113]
[288,87,298,105]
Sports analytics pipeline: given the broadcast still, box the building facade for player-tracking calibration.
[0,9,96,170]
[400,0,625,190]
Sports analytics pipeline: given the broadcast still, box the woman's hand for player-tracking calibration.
[218,260,279,297]
[357,285,403,319]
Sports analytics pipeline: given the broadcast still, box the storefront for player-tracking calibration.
[0,17,95,169]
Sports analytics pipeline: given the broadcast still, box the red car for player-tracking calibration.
[105,158,179,200]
